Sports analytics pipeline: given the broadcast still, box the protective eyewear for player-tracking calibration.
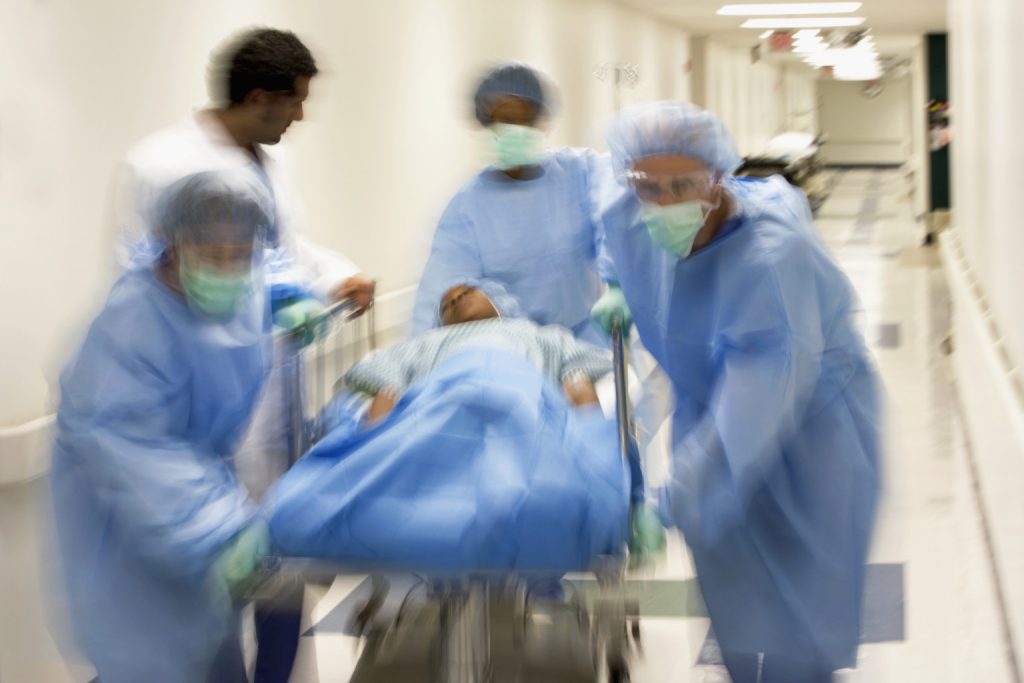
[624,170,715,204]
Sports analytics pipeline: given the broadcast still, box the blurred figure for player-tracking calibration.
[410,62,614,344]
[51,171,275,683]
[411,63,673,501]
[116,27,375,318]
[596,101,881,682]
[114,29,375,680]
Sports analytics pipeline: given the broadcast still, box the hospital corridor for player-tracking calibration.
[2,1,1023,682]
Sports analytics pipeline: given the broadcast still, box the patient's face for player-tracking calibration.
[439,285,499,326]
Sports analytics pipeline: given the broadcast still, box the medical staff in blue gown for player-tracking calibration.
[51,170,277,683]
[411,62,615,344]
[592,101,881,683]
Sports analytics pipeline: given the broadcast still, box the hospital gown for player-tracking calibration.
[597,174,881,671]
[51,268,270,683]
[411,149,613,342]
[346,317,612,397]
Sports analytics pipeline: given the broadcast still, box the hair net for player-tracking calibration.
[473,62,552,126]
[157,169,275,246]
[606,101,742,179]
[435,277,525,326]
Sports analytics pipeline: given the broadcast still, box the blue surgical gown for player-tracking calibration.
[51,268,271,683]
[598,175,881,669]
[411,149,613,342]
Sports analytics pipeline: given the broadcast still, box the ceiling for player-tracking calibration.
[616,0,947,52]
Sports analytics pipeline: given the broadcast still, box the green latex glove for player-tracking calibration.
[273,298,325,346]
[628,502,667,570]
[590,283,633,336]
[212,522,271,597]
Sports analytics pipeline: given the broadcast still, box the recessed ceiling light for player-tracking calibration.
[741,17,867,28]
[718,3,861,16]
[759,30,774,39]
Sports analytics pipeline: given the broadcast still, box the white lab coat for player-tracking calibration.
[114,111,360,299]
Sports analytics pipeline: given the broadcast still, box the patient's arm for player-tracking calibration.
[366,391,400,425]
[562,375,600,407]
[537,326,614,392]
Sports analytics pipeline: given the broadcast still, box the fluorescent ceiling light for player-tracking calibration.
[802,48,878,68]
[719,3,861,16]
[759,29,774,39]
[741,17,866,28]
[794,44,828,53]
[834,62,882,80]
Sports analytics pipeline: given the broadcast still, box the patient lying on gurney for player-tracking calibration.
[345,282,613,424]
[267,281,632,571]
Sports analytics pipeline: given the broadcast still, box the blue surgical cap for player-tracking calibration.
[606,101,742,179]
[435,278,524,326]
[157,169,275,246]
[473,62,551,126]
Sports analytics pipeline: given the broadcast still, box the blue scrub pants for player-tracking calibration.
[253,581,305,683]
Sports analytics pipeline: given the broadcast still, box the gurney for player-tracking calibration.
[246,302,650,682]
[738,131,829,214]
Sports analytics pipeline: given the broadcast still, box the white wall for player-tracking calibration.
[945,0,1024,659]
[0,0,691,431]
[817,77,913,165]
[950,0,1024,367]
[691,38,818,157]
[782,66,820,136]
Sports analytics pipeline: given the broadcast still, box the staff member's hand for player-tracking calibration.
[331,276,376,317]
[212,522,270,597]
[591,282,632,336]
[273,298,325,346]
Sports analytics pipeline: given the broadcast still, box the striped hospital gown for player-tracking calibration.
[344,318,612,396]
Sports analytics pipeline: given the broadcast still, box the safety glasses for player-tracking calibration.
[624,170,715,204]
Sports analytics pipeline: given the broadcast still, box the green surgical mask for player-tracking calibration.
[179,261,254,319]
[490,123,545,170]
[641,200,709,257]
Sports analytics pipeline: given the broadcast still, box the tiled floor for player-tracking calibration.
[285,170,1017,682]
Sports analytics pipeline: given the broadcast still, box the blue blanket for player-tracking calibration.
[267,347,630,572]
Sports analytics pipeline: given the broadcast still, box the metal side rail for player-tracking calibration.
[272,298,377,464]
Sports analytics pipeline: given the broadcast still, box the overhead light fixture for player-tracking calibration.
[802,46,879,79]
[741,17,866,28]
[802,47,876,61]
[719,2,861,16]
[759,29,774,39]
[833,62,882,80]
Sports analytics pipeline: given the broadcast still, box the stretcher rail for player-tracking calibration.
[272,299,377,463]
